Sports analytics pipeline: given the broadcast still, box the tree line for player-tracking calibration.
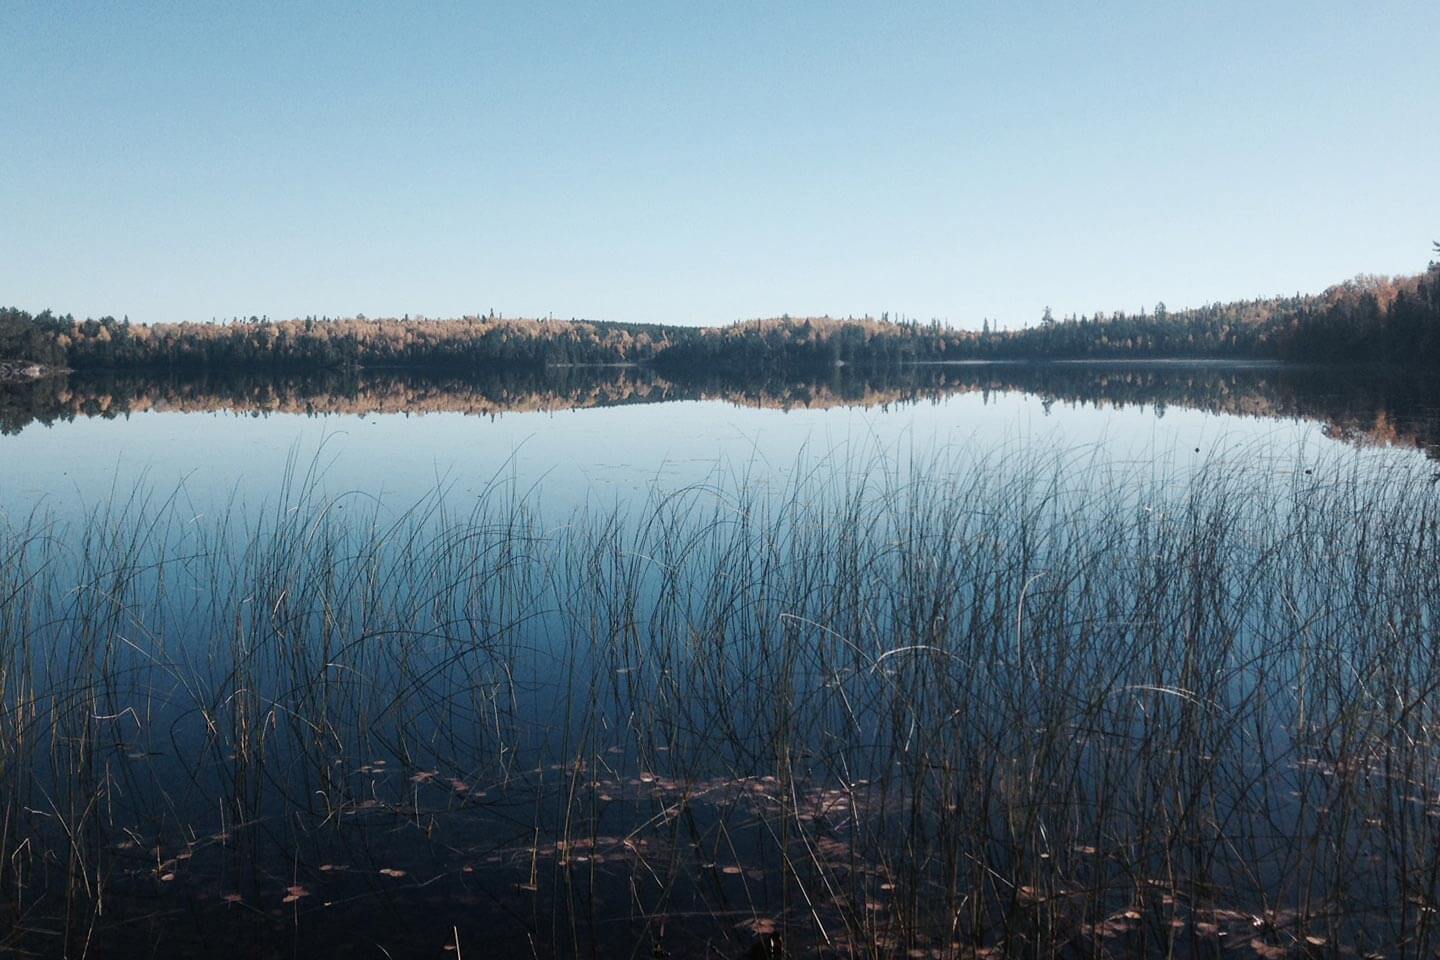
[4,259,1439,373]
[0,311,688,370]
[961,268,1440,364]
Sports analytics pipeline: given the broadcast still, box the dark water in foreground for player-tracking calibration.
[2,363,1439,958]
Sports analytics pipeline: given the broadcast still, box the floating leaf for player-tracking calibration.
[379,867,407,878]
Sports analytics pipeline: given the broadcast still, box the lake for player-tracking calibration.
[5,362,1436,520]
[1,362,1439,958]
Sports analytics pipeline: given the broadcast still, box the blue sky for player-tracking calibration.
[3,1,1437,329]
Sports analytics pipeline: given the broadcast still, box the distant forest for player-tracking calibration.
[4,257,1438,374]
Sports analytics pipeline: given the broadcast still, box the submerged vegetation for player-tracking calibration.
[2,449,1440,956]
[3,261,1440,375]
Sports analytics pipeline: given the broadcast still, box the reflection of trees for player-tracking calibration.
[966,363,1440,457]
[0,367,681,432]
[4,363,1439,460]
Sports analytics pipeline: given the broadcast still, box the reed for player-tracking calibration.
[1,444,1437,957]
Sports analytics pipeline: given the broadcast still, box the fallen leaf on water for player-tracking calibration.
[282,885,309,903]
[159,872,176,882]
[721,866,743,875]
[379,868,407,878]
[222,893,242,904]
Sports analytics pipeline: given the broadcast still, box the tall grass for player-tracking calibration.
[1,445,1438,957]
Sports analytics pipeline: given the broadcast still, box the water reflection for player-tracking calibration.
[5,361,1440,459]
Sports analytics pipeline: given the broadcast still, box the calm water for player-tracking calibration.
[2,363,1439,958]
[3,363,1436,522]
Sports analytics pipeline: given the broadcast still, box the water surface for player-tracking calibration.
[2,362,1438,958]
[4,363,1435,521]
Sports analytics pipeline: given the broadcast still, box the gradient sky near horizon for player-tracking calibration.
[3,2,1438,330]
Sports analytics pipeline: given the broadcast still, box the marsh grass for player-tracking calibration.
[1,444,1438,957]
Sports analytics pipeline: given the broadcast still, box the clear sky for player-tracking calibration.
[3,2,1437,330]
